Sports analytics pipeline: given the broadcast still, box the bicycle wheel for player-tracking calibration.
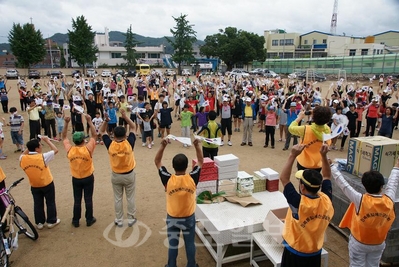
[14,207,38,240]
[0,231,9,266]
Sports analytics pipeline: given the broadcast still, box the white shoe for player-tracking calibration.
[148,144,152,149]
[128,218,137,227]
[114,219,123,228]
[220,141,224,146]
[47,219,61,229]
[36,223,44,230]
[151,141,154,145]
[228,141,232,146]
[142,143,146,147]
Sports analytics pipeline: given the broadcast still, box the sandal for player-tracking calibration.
[14,149,21,153]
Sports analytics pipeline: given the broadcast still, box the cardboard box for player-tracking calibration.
[253,177,266,193]
[346,136,399,178]
[216,165,239,174]
[199,173,218,182]
[218,179,236,195]
[266,179,279,192]
[218,170,239,180]
[236,171,254,197]
[260,168,279,180]
[192,157,215,169]
[263,207,288,244]
[254,171,266,180]
[196,180,217,196]
[199,166,218,175]
[214,154,239,167]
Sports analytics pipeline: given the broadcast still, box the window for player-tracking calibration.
[111,53,122,58]
[313,39,317,44]
[285,39,294,45]
[373,49,376,55]
[272,40,278,46]
[349,49,356,56]
[304,40,308,45]
[380,42,385,45]
[279,39,284,46]
[137,53,145,58]
[361,49,368,55]
[148,53,160,58]
[322,39,327,44]
[267,52,278,58]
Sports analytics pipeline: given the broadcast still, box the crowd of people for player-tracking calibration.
[0,70,398,266]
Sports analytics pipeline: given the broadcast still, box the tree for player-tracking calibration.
[123,25,140,70]
[60,47,66,68]
[166,14,197,75]
[8,23,46,68]
[200,27,265,70]
[68,15,98,73]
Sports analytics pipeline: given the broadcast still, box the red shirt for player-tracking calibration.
[205,97,215,112]
[185,99,199,113]
[367,104,379,118]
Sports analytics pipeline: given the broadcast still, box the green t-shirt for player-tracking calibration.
[180,111,193,127]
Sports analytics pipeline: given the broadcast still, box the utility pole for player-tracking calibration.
[48,36,53,69]
[30,17,33,24]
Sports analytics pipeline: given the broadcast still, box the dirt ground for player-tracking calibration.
[0,75,396,267]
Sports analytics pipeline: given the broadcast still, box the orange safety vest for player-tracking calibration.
[0,167,5,183]
[297,125,326,169]
[283,192,334,254]
[20,154,53,187]
[151,90,159,101]
[339,194,395,245]
[166,174,196,217]
[67,146,94,178]
[108,140,135,173]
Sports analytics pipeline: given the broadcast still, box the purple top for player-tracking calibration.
[196,112,208,127]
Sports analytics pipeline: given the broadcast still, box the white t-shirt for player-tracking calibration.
[331,113,346,131]
[92,117,104,132]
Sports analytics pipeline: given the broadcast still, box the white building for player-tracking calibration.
[327,36,385,57]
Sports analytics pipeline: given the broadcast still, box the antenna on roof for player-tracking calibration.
[330,0,338,35]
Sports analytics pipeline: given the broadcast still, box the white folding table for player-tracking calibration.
[195,191,288,267]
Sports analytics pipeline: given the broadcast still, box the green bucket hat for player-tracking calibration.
[72,132,85,144]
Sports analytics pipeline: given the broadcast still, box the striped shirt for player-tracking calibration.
[10,114,24,132]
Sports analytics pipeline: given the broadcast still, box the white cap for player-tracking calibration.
[333,99,339,104]
[245,97,251,102]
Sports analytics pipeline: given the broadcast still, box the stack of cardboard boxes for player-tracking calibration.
[214,154,239,180]
[260,168,279,192]
[236,171,254,197]
[193,157,218,196]
[253,171,267,193]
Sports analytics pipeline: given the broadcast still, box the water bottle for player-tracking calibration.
[3,238,10,255]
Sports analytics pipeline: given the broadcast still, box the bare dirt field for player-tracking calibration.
[0,74,396,267]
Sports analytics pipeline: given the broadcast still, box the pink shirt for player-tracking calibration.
[265,111,277,126]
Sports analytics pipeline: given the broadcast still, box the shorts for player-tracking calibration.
[144,130,152,138]
[259,114,266,121]
[57,126,64,134]
[160,124,171,129]
[118,117,127,126]
[232,114,242,119]
[11,131,23,145]
[130,114,137,122]
[175,99,180,107]
[108,123,117,132]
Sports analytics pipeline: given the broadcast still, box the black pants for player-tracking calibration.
[31,182,57,224]
[96,104,104,118]
[365,117,377,136]
[1,100,8,113]
[39,112,47,135]
[221,118,232,136]
[341,127,356,148]
[72,174,94,223]
[202,147,218,160]
[355,121,362,137]
[284,131,298,149]
[265,125,275,147]
[45,119,57,138]
[29,120,41,140]
[281,247,321,267]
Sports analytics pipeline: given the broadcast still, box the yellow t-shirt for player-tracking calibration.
[244,105,252,118]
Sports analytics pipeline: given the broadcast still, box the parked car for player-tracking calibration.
[28,69,41,79]
[101,70,112,77]
[86,69,97,77]
[262,69,279,78]
[288,72,302,79]
[116,69,125,76]
[164,69,176,76]
[229,69,250,78]
[182,69,191,76]
[71,70,81,77]
[297,72,327,82]
[47,70,62,79]
[126,69,137,77]
[249,68,264,75]
[5,69,19,79]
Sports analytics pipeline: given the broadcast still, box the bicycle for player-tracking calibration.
[0,178,38,266]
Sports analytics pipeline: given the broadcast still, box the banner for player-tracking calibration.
[73,103,85,114]
[193,134,222,146]
[166,135,192,146]
[323,123,345,142]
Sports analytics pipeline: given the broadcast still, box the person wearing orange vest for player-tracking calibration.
[19,136,60,230]
[331,161,399,266]
[154,137,203,267]
[279,144,334,267]
[100,109,137,228]
[62,114,97,228]
[288,106,332,171]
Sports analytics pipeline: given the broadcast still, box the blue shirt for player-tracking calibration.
[106,107,118,124]
[285,109,299,126]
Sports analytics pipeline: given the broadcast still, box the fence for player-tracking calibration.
[253,53,399,75]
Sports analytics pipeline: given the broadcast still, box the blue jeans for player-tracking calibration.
[166,213,196,267]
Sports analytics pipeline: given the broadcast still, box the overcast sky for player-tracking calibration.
[0,0,398,43]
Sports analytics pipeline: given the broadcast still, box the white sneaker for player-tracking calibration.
[128,218,137,227]
[148,144,152,149]
[220,141,224,146]
[47,219,61,229]
[151,141,154,145]
[228,141,232,146]
[36,223,44,230]
[114,219,123,228]
[142,143,146,147]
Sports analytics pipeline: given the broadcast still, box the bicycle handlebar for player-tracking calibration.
[11,178,24,188]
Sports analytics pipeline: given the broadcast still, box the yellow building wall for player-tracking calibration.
[374,32,399,47]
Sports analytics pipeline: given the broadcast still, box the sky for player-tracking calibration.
[0,0,398,43]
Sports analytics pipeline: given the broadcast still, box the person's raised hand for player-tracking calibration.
[193,138,200,147]
[85,114,92,121]
[161,138,168,147]
[290,144,305,157]
[120,109,126,117]
[64,117,71,123]
[319,144,329,157]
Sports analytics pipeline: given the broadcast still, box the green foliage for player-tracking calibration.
[8,23,46,68]
[123,25,140,70]
[200,27,265,70]
[166,14,197,74]
[60,48,66,68]
[99,63,109,68]
[67,15,98,72]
